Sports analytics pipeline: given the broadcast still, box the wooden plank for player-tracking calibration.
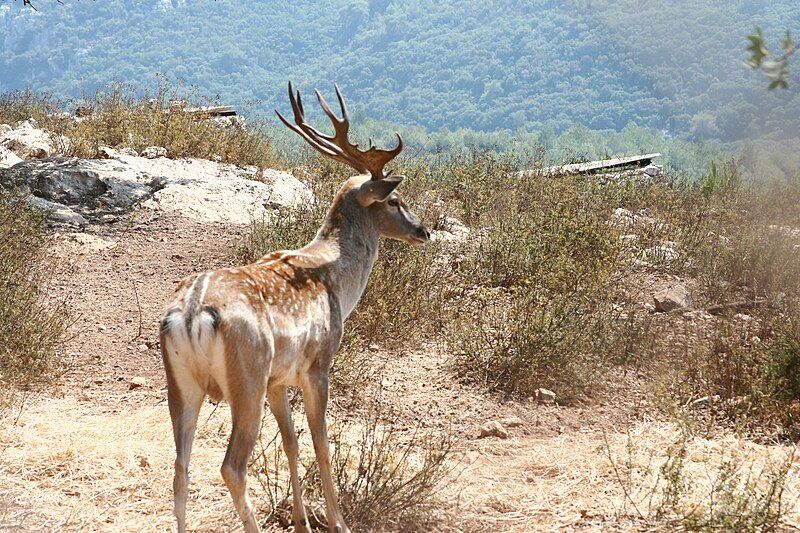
[182,105,238,117]
[520,153,661,177]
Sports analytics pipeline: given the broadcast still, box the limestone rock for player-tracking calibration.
[0,120,69,159]
[479,421,509,439]
[25,196,87,226]
[535,388,556,405]
[653,284,692,312]
[642,164,663,177]
[141,146,167,159]
[501,416,524,428]
[64,232,117,252]
[128,377,149,390]
[1,154,313,225]
[0,146,22,169]
[431,216,470,244]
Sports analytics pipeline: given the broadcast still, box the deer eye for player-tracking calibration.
[387,199,400,208]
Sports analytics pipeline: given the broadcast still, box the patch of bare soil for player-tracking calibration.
[2,211,800,532]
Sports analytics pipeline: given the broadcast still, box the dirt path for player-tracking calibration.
[52,212,241,398]
[3,210,800,531]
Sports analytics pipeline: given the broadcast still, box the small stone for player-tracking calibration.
[479,421,509,439]
[128,377,149,390]
[96,146,115,159]
[368,344,380,352]
[501,416,524,428]
[691,395,720,407]
[97,324,108,332]
[137,344,149,352]
[464,451,481,464]
[141,146,167,159]
[653,284,692,312]
[535,388,556,405]
[642,164,663,177]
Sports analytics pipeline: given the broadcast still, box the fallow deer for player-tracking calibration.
[160,82,430,533]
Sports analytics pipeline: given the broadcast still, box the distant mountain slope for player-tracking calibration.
[1,0,798,141]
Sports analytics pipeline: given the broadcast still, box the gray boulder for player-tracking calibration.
[25,196,87,226]
[0,150,313,225]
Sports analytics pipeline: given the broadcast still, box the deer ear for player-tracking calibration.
[356,175,404,206]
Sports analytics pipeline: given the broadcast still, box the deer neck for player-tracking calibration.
[302,194,379,320]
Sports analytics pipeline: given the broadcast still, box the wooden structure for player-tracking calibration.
[183,105,237,117]
[521,153,661,177]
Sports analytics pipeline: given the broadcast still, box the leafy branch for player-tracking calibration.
[746,26,798,90]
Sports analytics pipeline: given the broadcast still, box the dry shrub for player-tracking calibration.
[0,84,277,168]
[647,169,800,436]
[0,89,62,125]
[444,168,648,401]
[252,398,452,532]
[0,193,70,388]
[449,290,640,401]
[663,312,800,441]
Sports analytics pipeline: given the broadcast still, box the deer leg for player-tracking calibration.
[268,384,311,533]
[302,372,349,533]
[222,386,266,533]
[166,376,204,533]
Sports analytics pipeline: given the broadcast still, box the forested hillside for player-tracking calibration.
[2,0,798,144]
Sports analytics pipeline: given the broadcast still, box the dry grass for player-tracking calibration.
[5,392,800,532]
[0,395,237,531]
[0,392,454,532]
[449,421,800,531]
[0,85,277,169]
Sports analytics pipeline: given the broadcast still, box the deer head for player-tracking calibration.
[276,82,430,245]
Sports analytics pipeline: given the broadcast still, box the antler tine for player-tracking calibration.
[277,81,404,180]
[334,84,349,122]
[315,89,343,127]
[276,83,349,162]
[275,108,339,159]
[277,82,365,168]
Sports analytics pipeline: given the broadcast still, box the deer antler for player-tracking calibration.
[276,81,403,180]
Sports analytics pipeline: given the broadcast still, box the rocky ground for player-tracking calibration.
[2,120,800,532]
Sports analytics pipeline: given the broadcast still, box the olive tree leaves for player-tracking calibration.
[746,26,798,90]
